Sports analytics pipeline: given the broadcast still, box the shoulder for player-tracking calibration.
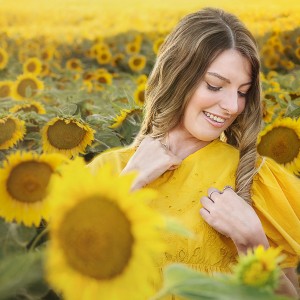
[211,139,240,162]
[87,146,135,174]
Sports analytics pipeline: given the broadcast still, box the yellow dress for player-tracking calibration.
[88,139,300,296]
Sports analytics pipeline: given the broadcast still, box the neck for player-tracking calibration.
[167,126,211,160]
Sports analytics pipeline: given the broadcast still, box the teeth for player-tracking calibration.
[204,112,225,123]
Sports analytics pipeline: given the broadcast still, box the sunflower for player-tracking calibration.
[109,108,142,129]
[23,57,43,76]
[280,59,295,70]
[45,158,164,300]
[128,54,146,72]
[40,63,50,77]
[257,117,300,174]
[41,117,95,158]
[91,42,109,58]
[96,50,112,65]
[12,74,44,100]
[0,48,9,69]
[233,246,284,289]
[135,74,148,85]
[263,54,280,70]
[111,53,124,67]
[295,47,300,60]
[0,81,14,99]
[0,116,26,150]
[40,47,55,62]
[94,72,113,86]
[10,101,46,114]
[134,83,146,106]
[0,151,66,226]
[153,37,165,54]
[66,58,83,72]
[125,41,141,55]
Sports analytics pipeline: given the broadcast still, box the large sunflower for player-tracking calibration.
[12,74,44,100]
[0,116,26,150]
[10,100,46,114]
[128,54,146,72]
[41,117,95,158]
[0,81,14,99]
[257,117,300,174]
[0,151,66,226]
[0,48,9,69]
[45,158,164,300]
[23,57,43,76]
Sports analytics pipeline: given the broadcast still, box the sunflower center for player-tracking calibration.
[101,54,108,60]
[27,62,37,72]
[58,196,133,280]
[0,53,3,63]
[17,78,38,97]
[98,76,107,84]
[0,118,16,145]
[47,120,86,149]
[138,90,145,103]
[71,62,78,69]
[257,126,300,163]
[133,58,141,66]
[18,105,39,113]
[7,161,53,203]
[0,84,10,98]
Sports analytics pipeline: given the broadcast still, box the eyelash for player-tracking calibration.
[206,83,247,98]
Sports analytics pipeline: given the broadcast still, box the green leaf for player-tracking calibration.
[285,106,300,118]
[153,264,290,300]
[0,251,44,300]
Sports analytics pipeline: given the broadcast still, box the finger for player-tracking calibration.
[200,196,214,209]
[223,185,234,193]
[199,207,210,218]
[207,187,221,201]
[167,154,182,170]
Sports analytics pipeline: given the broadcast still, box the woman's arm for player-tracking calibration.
[278,268,299,298]
[200,187,299,298]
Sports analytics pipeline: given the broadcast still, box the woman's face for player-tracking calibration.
[181,49,252,142]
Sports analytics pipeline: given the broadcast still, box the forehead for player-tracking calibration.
[206,49,252,83]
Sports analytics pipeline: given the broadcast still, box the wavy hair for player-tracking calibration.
[133,7,262,203]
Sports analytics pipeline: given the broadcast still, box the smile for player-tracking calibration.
[203,111,225,123]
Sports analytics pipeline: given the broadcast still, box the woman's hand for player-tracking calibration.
[121,136,182,191]
[200,187,269,254]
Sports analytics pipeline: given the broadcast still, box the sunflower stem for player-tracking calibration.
[29,227,49,251]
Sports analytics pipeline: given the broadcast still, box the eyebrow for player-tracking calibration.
[207,72,252,87]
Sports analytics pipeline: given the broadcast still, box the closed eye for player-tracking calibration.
[206,82,221,92]
[238,91,248,97]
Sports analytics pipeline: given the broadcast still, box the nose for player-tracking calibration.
[219,90,240,115]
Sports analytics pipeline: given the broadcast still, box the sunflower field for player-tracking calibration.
[0,0,299,299]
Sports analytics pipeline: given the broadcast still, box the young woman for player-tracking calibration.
[89,8,300,298]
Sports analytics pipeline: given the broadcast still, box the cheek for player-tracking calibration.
[237,99,246,115]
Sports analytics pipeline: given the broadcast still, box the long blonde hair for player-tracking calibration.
[134,8,262,203]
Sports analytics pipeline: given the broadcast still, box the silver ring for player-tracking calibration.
[208,190,219,199]
[223,185,233,192]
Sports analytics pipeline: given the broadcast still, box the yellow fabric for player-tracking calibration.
[88,139,300,296]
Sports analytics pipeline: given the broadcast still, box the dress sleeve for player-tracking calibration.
[87,147,133,175]
[252,157,300,268]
